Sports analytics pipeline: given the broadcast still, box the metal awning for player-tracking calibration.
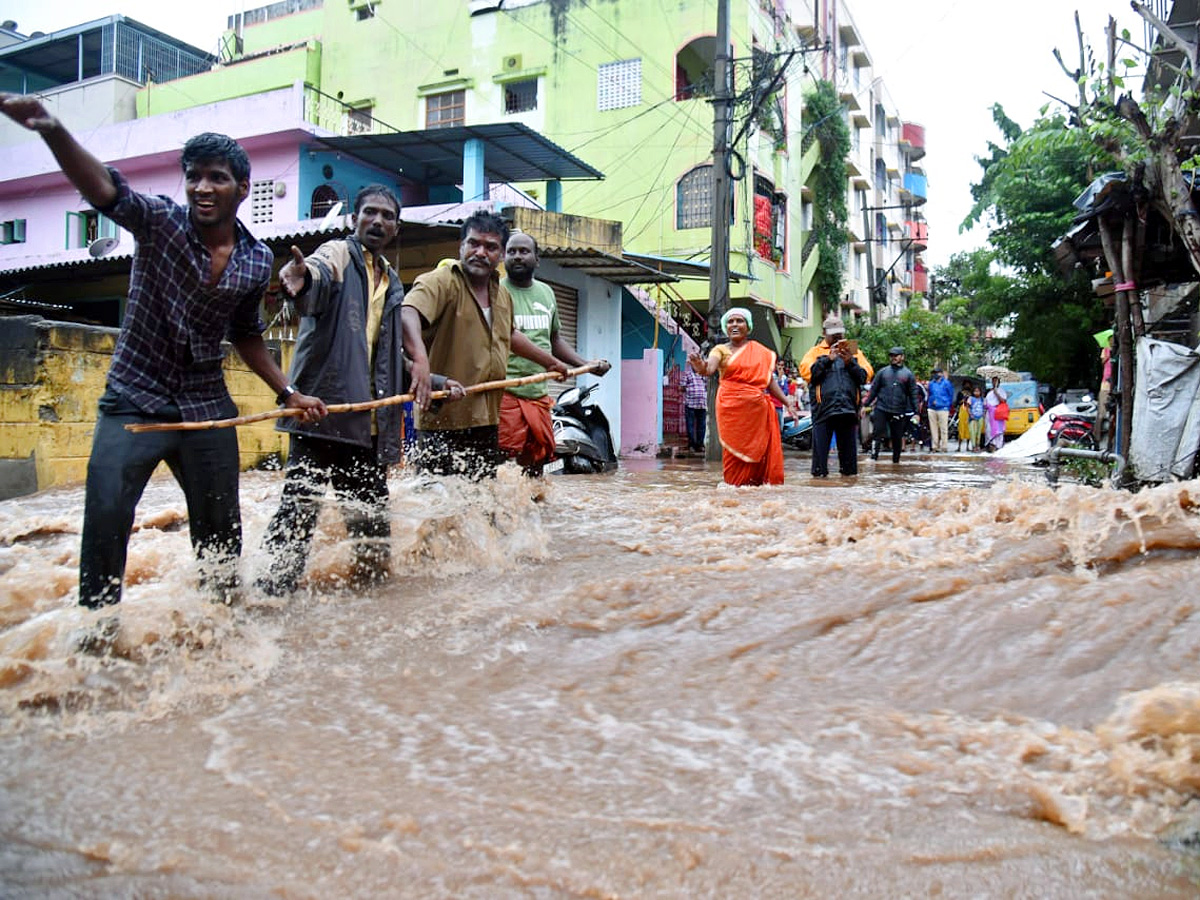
[0,219,460,285]
[0,16,213,88]
[314,123,604,186]
[622,251,750,282]
[539,247,677,285]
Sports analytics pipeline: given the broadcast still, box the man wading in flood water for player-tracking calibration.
[401,212,570,480]
[499,232,610,477]
[0,93,327,614]
[257,185,464,596]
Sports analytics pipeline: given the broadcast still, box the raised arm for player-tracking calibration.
[687,349,722,377]
[0,93,117,208]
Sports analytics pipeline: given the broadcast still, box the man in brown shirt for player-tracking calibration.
[402,211,568,479]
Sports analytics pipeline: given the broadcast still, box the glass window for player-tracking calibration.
[676,164,712,230]
[427,90,465,128]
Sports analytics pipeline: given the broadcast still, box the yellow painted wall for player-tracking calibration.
[0,316,293,499]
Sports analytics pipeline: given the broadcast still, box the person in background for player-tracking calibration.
[682,362,708,454]
[799,314,873,477]
[1095,334,1114,441]
[499,232,609,476]
[954,385,970,451]
[0,93,325,612]
[687,308,797,486]
[926,367,955,452]
[984,376,1009,450]
[968,384,986,451]
[768,360,788,431]
[864,346,921,464]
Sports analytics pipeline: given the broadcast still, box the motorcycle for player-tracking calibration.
[781,413,813,451]
[551,383,618,474]
[1046,399,1099,452]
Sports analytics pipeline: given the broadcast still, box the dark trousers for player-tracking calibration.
[811,413,859,476]
[413,425,503,481]
[80,392,241,608]
[260,434,390,594]
[872,410,908,463]
[684,406,706,451]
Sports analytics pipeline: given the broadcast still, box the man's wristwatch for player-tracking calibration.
[276,384,298,405]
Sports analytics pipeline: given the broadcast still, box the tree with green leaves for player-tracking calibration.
[802,80,850,320]
[960,105,1111,393]
[1048,5,1200,456]
[846,304,971,380]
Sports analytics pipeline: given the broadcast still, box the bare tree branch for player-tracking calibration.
[1131,0,1198,83]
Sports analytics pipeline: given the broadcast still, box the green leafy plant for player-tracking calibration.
[803,80,850,315]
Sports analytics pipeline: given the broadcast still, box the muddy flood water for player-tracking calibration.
[1,450,1199,898]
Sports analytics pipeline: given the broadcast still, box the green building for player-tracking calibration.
[134,0,930,364]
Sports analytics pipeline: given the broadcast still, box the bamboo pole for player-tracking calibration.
[123,363,601,433]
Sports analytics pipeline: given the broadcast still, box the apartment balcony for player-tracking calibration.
[911,267,929,293]
[904,172,927,204]
[900,121,926,160]
[903,220,929,250]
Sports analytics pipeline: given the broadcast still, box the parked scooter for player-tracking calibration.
[781,414,813,451]
[551,383,618,474]
[1046,397,1099,451]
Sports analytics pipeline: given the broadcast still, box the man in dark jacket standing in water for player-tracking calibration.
[864,346,921,463]
[799,315,873,477]
[258,185,462,595]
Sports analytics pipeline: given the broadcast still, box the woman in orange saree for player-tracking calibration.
[687,308,797,486]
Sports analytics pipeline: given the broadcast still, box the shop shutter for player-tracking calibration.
[545,279,578,399]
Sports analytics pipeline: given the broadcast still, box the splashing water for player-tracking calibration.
[1,454,1198,896]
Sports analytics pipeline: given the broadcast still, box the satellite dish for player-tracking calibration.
[88,236,120,258]
[318,201,344,231]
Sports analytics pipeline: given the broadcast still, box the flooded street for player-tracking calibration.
[2,451,1199,897]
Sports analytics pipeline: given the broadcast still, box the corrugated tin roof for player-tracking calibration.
[315,123,604,186]
[539,247,677,285]
[0,219,461,283]
[622,251,750,283]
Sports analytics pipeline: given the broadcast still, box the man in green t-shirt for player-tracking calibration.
[500,232,610,475]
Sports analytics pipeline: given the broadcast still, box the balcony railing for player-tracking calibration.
[304,86,389,136]
[900,121,926,160]
[903,172,927,203]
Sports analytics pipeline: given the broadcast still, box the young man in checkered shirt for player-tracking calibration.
[1,93,326,609]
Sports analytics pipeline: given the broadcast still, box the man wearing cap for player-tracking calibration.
[864,346,920,463]
[799,315,874,477]
[926,366,955,453]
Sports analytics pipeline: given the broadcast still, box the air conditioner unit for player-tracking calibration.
[502,54,522,72]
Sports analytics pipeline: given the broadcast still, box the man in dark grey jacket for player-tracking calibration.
[864,346,921,463]
[258,185,461,595]
[800,316,872,477]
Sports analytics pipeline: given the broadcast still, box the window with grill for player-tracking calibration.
[597,58,642,111]
[676,164,713,230]
[504,79,537,113]
[251,179,275,225]
[427,90,466,128]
